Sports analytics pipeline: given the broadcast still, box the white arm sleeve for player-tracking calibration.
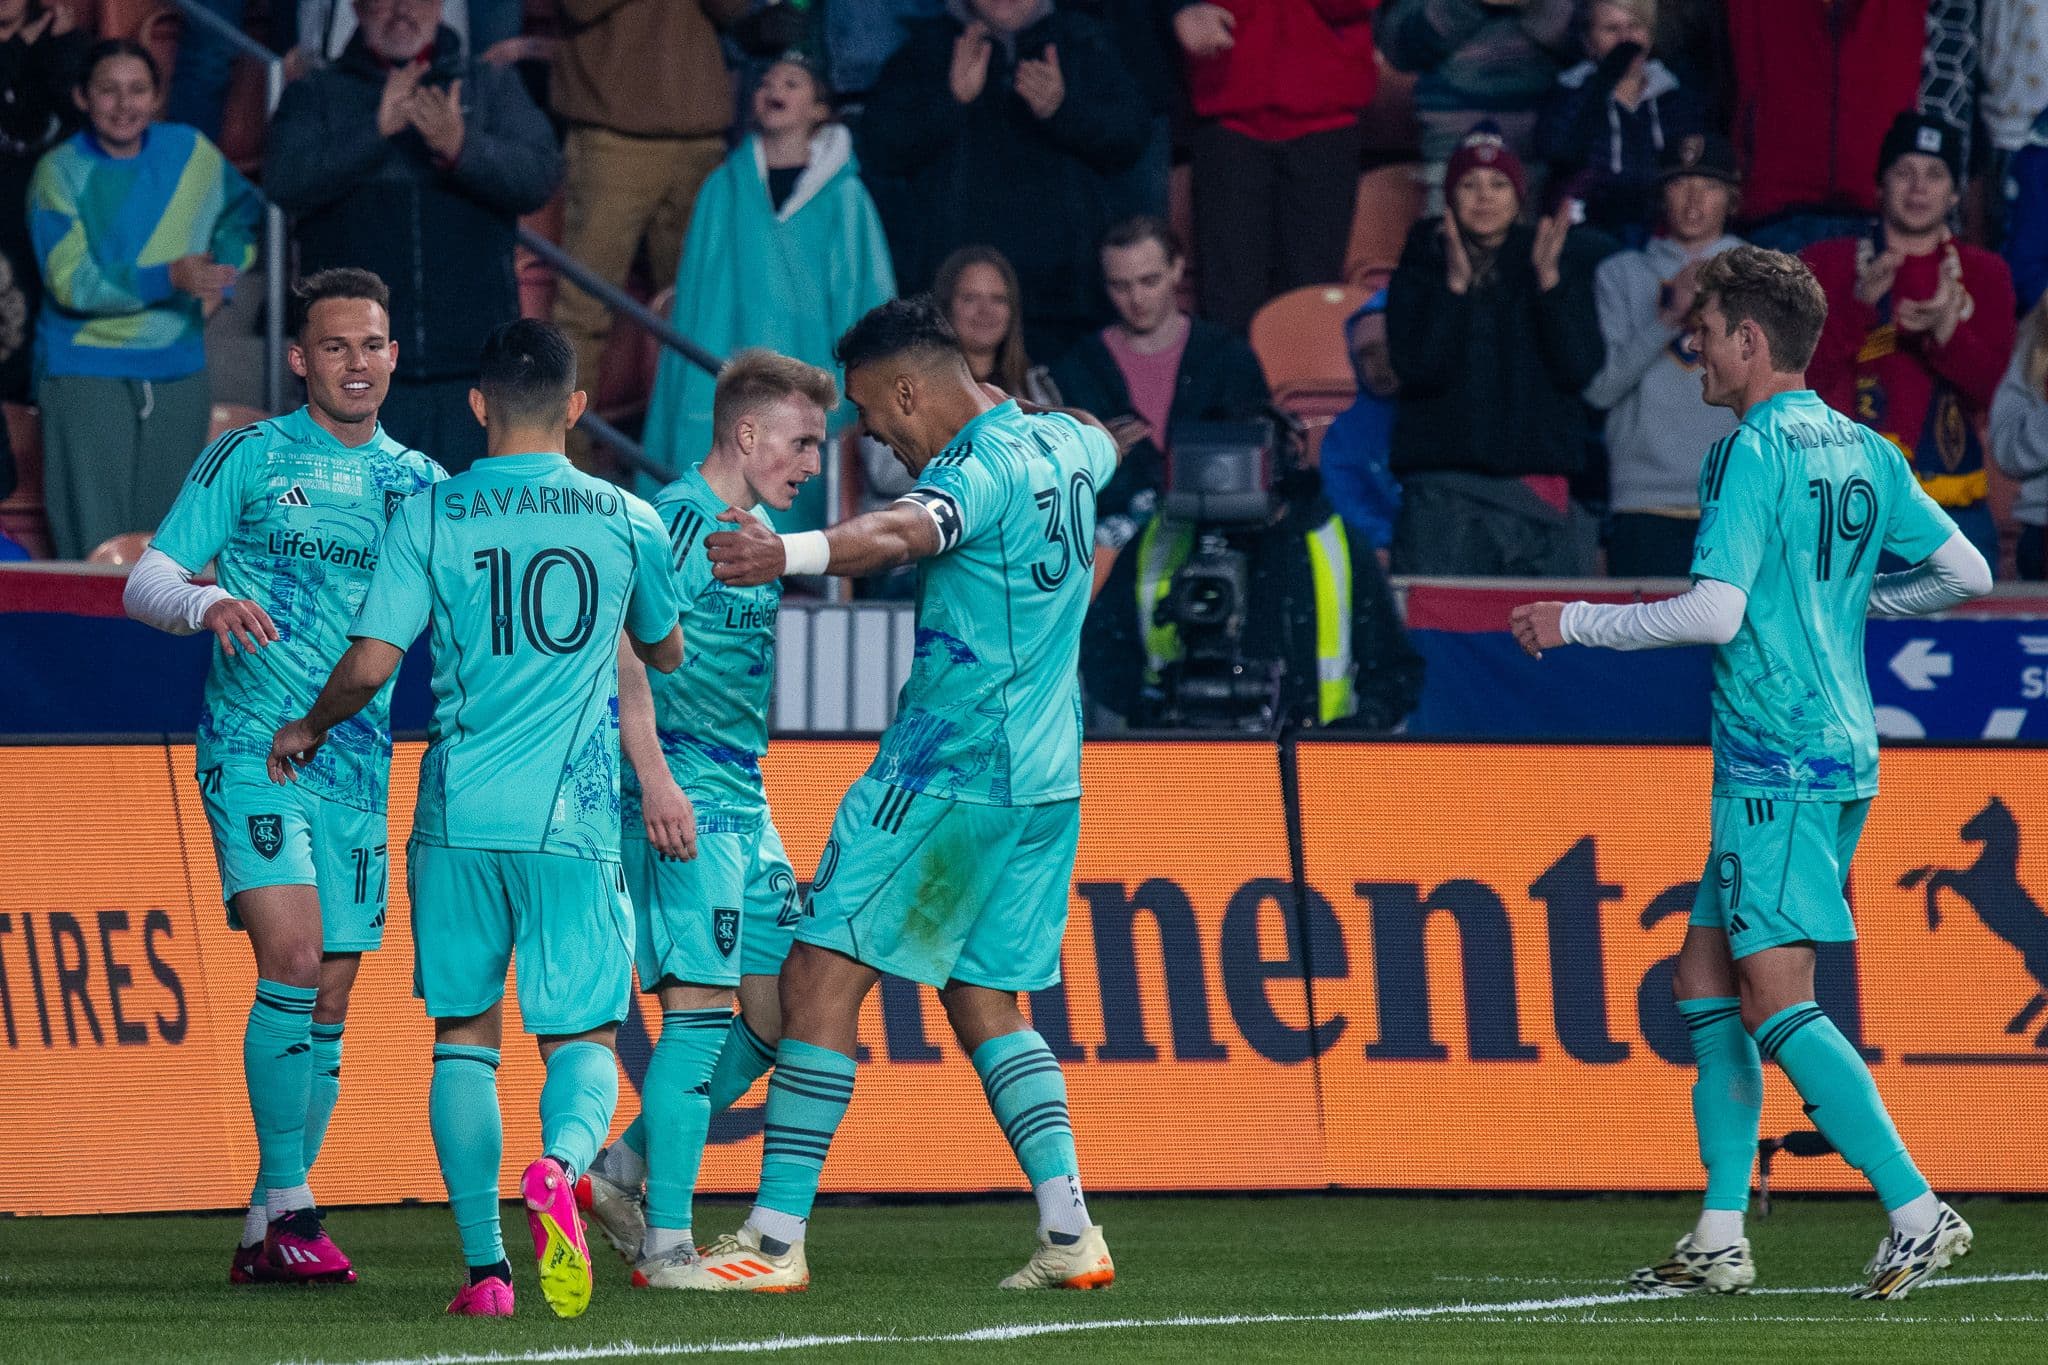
[122,547,230,636]
[1559,578,1749,651]
[1867,530,1994,618]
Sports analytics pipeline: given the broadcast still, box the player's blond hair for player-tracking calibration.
[1694,245,1829,373]
[711,349,841,446]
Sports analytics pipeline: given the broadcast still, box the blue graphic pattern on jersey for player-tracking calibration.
[153,408,444,812]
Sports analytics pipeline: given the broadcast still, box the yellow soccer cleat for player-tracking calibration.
[521,1157,594,1319]
[999,1225,1116,1290]
[673,1223,809,1292]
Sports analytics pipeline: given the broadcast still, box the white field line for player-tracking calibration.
[304,1269,2048,1365]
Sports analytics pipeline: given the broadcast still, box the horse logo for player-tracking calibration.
[1900,797,2048,1045]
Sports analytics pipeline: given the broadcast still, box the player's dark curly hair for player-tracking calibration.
[477,318,576,426]
[1694,245,1829,372]
[834,295,963,374]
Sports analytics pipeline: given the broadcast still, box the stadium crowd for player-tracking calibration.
[8,2,2048,623]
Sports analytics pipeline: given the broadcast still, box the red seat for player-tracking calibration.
[1345,163,1424,289]
[1249,284,1368,401]
[210,402,269,440]
[0,402,51,559]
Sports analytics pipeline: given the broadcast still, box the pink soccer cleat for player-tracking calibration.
[446,1275,516,1317]
[229,1242,280,1285]
[521,1157,594,1319]
[262,1208,356,1284]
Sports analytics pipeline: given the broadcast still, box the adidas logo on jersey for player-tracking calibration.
[277,484,312,507]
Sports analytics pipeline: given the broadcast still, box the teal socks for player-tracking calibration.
[1678,997,1763,1212]
[431,1043,505,1267]
[972,1030,1079,1188]
[757,1039,855,1220]
[617,1114,646,1160]
[245,980,317,1191]
[709,1015,779,1113]
[1755,1002,1931,1212]
[643,1009,729,1232]
[540,1040,619,1181]
[303,1020,345,1170]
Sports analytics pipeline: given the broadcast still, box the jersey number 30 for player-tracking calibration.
[472,546,600,655]
[1806,476,1878,583]
[1030,470,1097,592]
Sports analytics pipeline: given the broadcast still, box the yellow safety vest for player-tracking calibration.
[1133,514,1358,725]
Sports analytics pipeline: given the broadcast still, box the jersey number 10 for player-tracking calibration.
[1806,476,1878,583]
[472,546,601,656]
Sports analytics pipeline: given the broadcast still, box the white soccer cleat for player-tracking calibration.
[573,1166,645,1264]
[1853,1202,1972,1301]
[667,1223,809,1292]
[998,1225,1116,1290]
[1626,1234,1755,1296]
[629,1243,699,1290]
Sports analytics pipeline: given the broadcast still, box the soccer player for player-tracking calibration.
[670,295,1122,1294]
[1511,245,1992,1301]
[576,351,836,1286]
[123,268,443,1285]
[267,320,683,1320]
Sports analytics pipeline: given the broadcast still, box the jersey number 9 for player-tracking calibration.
[472,546,601,656]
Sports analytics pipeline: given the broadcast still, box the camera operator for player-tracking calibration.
[1081,427,1423,733]
[1052,215,1272,550]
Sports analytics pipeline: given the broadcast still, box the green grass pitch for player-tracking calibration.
[3,1195,2043,1363]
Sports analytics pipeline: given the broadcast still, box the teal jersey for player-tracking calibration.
[351,452,681,858]
[876,401,1120,805]
[1690,390,1956,801]
[621,465,779,829]
[151,408,444,812]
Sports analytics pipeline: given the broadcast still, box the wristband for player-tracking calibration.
[780,530,830,576]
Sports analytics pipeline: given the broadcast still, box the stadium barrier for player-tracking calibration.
[4,738,2047,1216]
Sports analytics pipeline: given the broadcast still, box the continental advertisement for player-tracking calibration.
[2,740,2044,1216]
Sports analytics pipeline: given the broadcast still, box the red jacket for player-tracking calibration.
[1182,0,1379,143]
[1803,234,2018,507]
[1727,0,1925,222]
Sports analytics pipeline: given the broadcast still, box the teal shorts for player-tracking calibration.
[625,815,802,990]
[406,840,633,1036]
[200,756,388,952]
[1690,796,1871,958]
[800,778,1081,993]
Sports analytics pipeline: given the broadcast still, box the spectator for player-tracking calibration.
[826,0,946,101]
[858,245,1055,527]
[1727,0,1924,252]
[0,0,87,404]
[1532,0,1704,245]
[1070,0,1182,220]
[552,0,745,470]
[267,0,562,473]
[2005,109,2048,316]
[1081,457,1424,730]
[1385,122,1605,576]
[858,0,1147,362]
[1172,0,1375,329]
[1051,215,1270,547]
[1804,113,2016,570]
[295,0,520,70]
[1991,296,2048,581]
[1318,288,1403,557]
[642,55,897,531]
[1378,0,1577,212]
[29,40,259,560]
[1583,131,1743,577]
[1983,1,2048,249]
